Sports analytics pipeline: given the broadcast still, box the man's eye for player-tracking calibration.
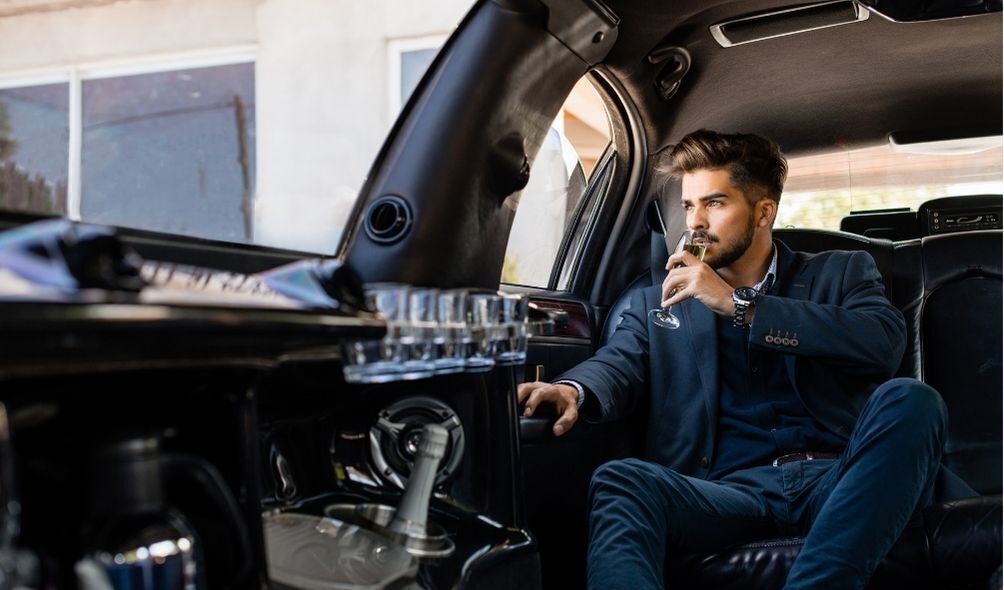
[708,200,722,207]
[682,203,693,211]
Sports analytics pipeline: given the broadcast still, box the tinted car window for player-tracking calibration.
[503,77,612,288]
[779,141,1003,230]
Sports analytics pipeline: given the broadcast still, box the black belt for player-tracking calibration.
[772,451,841,467]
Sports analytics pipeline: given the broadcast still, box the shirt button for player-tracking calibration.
[700,457,710,467]
[752,366,759,374]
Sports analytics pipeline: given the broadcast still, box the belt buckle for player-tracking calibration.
[772,452,804,467]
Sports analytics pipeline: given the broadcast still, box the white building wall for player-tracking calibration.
[0,0,472,253]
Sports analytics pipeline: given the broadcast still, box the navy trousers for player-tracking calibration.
[586,378,948,590]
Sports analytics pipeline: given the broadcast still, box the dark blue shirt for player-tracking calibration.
[708,286,845,480]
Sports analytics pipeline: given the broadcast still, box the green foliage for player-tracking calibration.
[777,187,950,230]
[501,253,520,284]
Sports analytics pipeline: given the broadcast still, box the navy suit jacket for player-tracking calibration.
[559,240,908,479]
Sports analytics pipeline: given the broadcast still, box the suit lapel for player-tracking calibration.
[682,297,719,429]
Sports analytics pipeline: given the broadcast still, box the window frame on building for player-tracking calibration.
[386,34,448,121]
[0,46,256,227]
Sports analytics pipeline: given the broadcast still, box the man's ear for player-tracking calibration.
[758,198,777,227]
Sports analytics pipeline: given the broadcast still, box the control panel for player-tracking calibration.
[926,209,1002,234]
[918,195,1003,236]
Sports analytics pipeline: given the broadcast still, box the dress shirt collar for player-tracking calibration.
[752,245,778,293]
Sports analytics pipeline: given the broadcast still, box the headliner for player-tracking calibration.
[599,0,1003,157]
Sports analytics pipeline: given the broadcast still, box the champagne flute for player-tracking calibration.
[649,229,707,329]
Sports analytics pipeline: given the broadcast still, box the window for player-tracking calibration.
[778,140,1003,230]
[0,55,255,244]
[388,35,447,118]
[0,1,475,255]
[0,81,70,216]
[502,77,613,288]
[81,62,255,243]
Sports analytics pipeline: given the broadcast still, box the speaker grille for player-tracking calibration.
[711,1,868,47]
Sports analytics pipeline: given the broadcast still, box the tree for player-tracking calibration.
[0,101,15,161]
[0,100,65,215]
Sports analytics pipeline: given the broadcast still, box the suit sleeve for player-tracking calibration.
[554,287,651,423]
[750,250,906,378]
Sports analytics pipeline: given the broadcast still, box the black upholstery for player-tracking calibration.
[667,497,1002,590]
[918,232,1003,494]
[598,228,1003,589]
[840,209,919,241]
[773,228,896,285]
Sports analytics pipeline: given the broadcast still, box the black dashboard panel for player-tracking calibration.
[919,195,1003,235]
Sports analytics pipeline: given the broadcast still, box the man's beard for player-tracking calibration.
[696,212,756,270]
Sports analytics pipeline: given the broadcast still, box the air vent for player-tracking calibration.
[710,1,869,47]
[364,195,413,244]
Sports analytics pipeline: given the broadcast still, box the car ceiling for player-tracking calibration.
[597,0,1003,157]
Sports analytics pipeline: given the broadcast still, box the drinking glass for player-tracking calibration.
[465,293,499,371]
[649,230,707,329]
[434,290,468,375]
[496,292,528,365]
[342,283,410,383]
[402,288,439,379]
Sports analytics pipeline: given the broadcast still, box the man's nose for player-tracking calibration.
[688,208,708,230]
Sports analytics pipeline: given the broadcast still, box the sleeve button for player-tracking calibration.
[700,456,710,467]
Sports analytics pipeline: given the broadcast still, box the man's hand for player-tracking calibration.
[661,251,735,316]
[517,381,579,437]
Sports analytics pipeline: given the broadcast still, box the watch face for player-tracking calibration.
[734,287,758,302]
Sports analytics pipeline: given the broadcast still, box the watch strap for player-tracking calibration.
[732,287,757,329]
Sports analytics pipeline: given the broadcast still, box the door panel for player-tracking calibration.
[519,292,644,590]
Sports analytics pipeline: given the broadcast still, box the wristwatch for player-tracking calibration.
[732,286,759,328]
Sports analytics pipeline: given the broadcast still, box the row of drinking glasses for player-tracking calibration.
[342,284,529,384]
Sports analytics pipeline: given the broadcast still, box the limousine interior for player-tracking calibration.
[0,0,999,588]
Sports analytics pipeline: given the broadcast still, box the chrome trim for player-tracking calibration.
[710,1,870,48]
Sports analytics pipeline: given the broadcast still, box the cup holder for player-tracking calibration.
[325,503,454,558]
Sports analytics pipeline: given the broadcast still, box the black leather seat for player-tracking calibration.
[599,229,1003,589]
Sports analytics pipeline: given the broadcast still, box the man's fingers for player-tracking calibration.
[663,284,693,307]
[517,383,578,428]
[661,272,682,302]
[523,386,551,417]
[517,381,546,403]
[666,250,698,269]
[523,390,538,416]
[552,403,578,437]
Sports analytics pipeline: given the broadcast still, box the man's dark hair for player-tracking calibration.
[665,129,788,204]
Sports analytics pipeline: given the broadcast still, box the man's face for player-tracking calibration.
[680,168,758,270]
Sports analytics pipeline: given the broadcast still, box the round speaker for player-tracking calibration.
[369,396,464,489]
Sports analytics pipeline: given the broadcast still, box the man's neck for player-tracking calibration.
[717,234,774,288]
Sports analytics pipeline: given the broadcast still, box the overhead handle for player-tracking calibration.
[647,45,691,101]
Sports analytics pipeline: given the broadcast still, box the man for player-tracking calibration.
[517,130,963,589]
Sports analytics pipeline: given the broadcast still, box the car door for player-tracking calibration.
[499,70,655,590]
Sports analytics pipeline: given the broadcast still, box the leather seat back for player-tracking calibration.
[773,228,896,286]
[916,231,1003,494]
